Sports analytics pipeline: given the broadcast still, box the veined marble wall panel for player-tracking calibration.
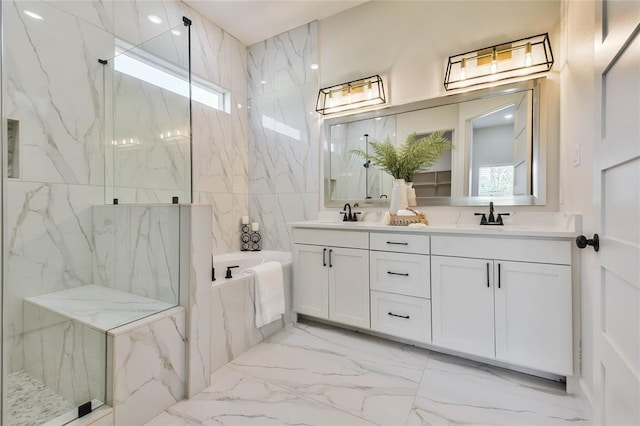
[180,205,212,397]
[248,22,319,251]
[5,1,112,186]
[247,39,273,100]
[23,303,106,407]
[210,266,292,373]
[44,0,115,33]
[195,192,247,253]
[248,94,278,195]
[211,280,246,373]
[274,83,319,194]
[192,105,233,194]
[110,308,186,425]
[272,22,318,92]
[6,182,103,372]
[92,205,180,305]
[112,1,185,48]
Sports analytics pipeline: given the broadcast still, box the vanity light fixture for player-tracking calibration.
[316,74,385,115]
[444,33,553,91]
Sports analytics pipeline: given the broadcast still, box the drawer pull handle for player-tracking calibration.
[386,241,409,245]
[322,248,327,267]
[388,312,410,319]
[387,271,409,277]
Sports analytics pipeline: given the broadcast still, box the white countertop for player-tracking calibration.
[289,215,579,239]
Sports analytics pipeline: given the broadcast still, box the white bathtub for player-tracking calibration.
[212,250,292,287]
[210,250,292,374]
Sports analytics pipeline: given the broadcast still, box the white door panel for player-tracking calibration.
[594,4,640,423]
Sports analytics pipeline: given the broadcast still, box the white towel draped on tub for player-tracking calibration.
[245,261,285,328]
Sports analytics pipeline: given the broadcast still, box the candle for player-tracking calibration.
[241,216,249,225]
[251,222,259,232]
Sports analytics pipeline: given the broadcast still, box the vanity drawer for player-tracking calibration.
[370,232,429,254]
[293,228,368,249]
[371,291,431,343]
[431,235,571,265]
[370,251,430,298]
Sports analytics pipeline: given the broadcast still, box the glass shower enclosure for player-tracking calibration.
[2,5,192,424]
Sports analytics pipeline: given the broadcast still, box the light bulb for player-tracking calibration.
[347,87,352,104]
[459,58,467,80]
[524,42,532,67]
[366,81,373,100]
[490,49,498,74]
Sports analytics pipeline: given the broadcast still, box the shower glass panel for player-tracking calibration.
[105,23,191,204]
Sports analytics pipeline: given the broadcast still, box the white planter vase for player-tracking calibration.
[406,182,417,207]
[390,179,408,214]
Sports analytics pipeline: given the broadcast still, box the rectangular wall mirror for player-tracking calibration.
[324,78,547,207]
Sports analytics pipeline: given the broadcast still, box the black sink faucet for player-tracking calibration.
[340,203,361,222]
[475,202,510,225]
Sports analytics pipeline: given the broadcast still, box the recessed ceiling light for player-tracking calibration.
[171,29,181,36]
[24,10,44,20]
[505,114,513,119]
[310,63,319,70]
[260,80,267,85]
[147,15,162,24]
[237,103,243,109]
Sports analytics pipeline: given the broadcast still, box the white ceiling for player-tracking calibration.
[183,0,369,46]
[472,105,516,129]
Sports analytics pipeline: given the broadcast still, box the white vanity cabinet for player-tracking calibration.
[293,229,370,328]
[431,235,573,375]
[369,232,431,343]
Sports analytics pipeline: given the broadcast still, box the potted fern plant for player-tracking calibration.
[350,131,452,212]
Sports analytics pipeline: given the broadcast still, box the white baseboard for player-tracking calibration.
[578,378,594,422]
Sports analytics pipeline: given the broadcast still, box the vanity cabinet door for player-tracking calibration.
[293,244,329,319]
[329,247,370,328]
[494,261,572,375]
[431,256,495,358]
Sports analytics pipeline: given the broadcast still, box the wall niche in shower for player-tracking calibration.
[7,118,19,178]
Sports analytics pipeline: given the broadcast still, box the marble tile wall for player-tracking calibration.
[92,205,180,305]
[248,22,320,251]
[210,265,293,373]
[108,307,186,426]
[4,0,248,379]
[23,303,106,408]
[180,205,213,397]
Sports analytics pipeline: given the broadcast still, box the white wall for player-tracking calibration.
[320,1,561,105]
[319,1,562,212]
[558,0,596,407]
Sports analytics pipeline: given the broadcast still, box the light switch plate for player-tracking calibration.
[572,144,581,167]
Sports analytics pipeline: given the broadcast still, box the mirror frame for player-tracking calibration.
[323,77,547,207]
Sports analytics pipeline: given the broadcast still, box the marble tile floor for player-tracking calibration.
[7,370,74,426]
[147,321,590,425]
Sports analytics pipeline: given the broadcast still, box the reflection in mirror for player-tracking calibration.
[324,78,544,207]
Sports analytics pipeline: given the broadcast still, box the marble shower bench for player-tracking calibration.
[25,284,176,333]
[23,285,186,425]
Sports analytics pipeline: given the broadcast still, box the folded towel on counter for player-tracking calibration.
[245,261,285,328]
[396,209,417,216]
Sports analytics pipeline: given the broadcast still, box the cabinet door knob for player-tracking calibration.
[576,234,599,252]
